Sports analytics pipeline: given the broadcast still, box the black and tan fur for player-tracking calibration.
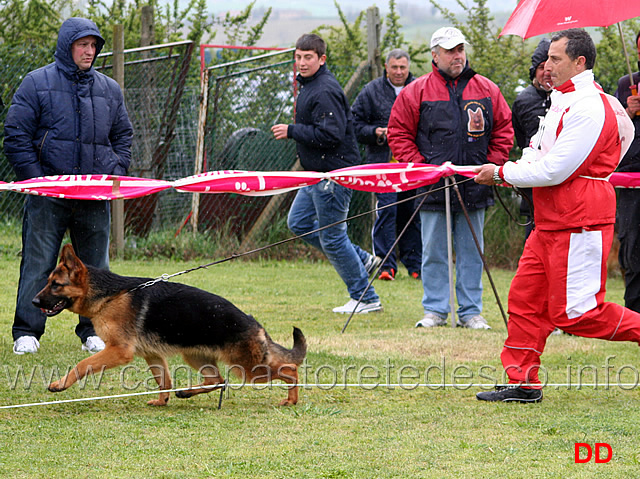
[33,244,307,406]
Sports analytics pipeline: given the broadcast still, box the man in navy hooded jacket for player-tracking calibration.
[4,17,133,355]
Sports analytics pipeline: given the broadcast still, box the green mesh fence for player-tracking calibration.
[199,50,375,249]
[0,41,196,237]
[0,45,54,221]
[1,42,375,249]
[95,41,195,237]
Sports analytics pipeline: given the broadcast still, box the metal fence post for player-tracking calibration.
[112,24,125,257]
[445,176,456,327]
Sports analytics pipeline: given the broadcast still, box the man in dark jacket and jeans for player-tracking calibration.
[271,33,382,314]
[352,49,422,282]
[5,17,133,354]
[388,26,513,330]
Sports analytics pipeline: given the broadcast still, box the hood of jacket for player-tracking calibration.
[54,17,105,76]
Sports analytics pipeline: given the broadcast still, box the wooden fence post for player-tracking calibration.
[366,6,383,80]
[191,68,210,235]
[365,7,382,242]
[112,24,125,257]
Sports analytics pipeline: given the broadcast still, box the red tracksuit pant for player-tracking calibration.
[502,224,640,385]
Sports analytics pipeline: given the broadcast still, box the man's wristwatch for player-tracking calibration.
[492,166,503,185]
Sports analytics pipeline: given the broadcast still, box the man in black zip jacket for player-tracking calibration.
[352,49,422,282]
[271,33,382,314]
[511,38,552,239]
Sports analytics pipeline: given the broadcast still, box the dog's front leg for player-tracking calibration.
[273,364,300,406]
[48,345,134,392]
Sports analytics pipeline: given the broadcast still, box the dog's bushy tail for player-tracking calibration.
[289,327,307,364]
[269,327,307,365]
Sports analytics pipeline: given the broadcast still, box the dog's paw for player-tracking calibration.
[175,390,193,399]
[48,381,65,392]
[147,397,169,406]
[278,399,297,407]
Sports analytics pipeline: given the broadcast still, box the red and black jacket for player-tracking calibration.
[388,62,513,211]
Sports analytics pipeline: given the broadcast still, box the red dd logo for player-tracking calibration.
[574,443,613,463]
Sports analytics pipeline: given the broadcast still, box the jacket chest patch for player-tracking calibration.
[464,101,486,140]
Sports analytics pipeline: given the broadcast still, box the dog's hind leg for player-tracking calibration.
[143,355,172,406]
[48,345,134,393]
[175,354,224,399]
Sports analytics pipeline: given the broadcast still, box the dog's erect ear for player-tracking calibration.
[60,243,82,272]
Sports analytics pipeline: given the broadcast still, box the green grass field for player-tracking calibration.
[1,252,639,478]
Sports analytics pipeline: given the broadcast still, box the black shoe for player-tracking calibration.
[476,385,543,403]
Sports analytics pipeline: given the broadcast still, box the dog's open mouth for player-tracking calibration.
[40,299,70,317]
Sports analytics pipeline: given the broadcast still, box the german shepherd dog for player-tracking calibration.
[32,244,307,407]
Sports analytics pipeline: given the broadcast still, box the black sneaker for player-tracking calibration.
[476,385,543,403]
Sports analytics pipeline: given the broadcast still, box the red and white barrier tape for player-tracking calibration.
[0,163,637,201]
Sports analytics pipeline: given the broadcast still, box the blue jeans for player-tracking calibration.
[288,180,379,303]
[372,191,422,274]
[13,196,111,342]
[420,208,485,322]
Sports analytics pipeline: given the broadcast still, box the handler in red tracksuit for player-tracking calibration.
[474,29,639,403]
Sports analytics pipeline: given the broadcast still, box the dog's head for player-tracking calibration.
[32,244,88,316]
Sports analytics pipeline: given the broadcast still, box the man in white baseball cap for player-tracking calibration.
[387,26,513,331]
[429,27,470,79]
[430,26,469,50]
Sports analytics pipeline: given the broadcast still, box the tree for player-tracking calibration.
[81,0,217,49]
[213,1,273,62]
[594,20,640,95]
[381,0,430,69]
[314,0,430,71]
[315,0,367,69]
[381,0,402,50]
[185,0,213,45]
[0,0,65,47]
[429,0,530,107]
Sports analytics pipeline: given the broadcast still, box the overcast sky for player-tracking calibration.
[211,0,519,17]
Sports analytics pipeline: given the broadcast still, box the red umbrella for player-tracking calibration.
[500,0,640,86]
[500,0,640,38]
